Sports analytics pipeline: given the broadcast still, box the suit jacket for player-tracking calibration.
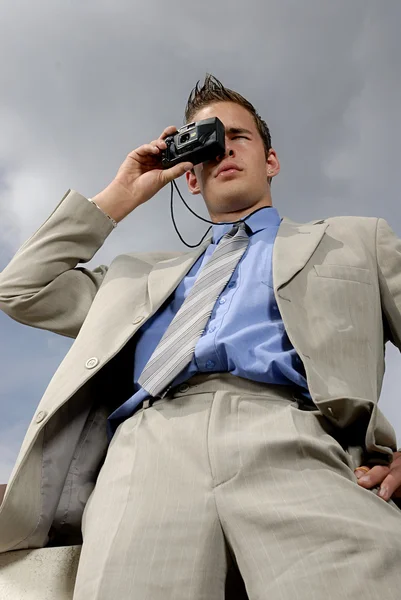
[0,189,400,553]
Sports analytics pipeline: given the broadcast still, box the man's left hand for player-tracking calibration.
[354,451,401,502]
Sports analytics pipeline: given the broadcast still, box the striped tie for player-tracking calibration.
[138,221,250,398]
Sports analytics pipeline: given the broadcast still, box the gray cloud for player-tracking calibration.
[1,0,400,480]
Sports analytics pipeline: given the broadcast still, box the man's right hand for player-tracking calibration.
[92,125,194,224]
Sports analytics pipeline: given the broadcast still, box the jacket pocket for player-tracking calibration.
[314,264,372,285]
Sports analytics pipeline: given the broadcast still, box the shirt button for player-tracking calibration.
[178,383,190,393]
[206,360,215,369]
[35,411,47,424]
[85,357,99,369]
[133,316,144,324]
[228,282,235,288]
[219,298,226,305]
[209,325,216,332]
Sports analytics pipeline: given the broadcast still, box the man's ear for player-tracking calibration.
[186,169,202,195]
[266,148,280,178]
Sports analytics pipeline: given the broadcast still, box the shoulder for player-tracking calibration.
[282,214,381,238]
[107,249,186,270]
[310,215,379,231]
[322,215,378,228]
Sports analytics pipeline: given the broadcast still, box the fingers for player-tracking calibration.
[134,126,178,159]
[354,466,371,479]
[355,464,390,488]
[151,125,178,150]
[159,125,179,139]
[150,125,193,178]
[149,126,178,149]
[355,453,401,483]
[149,139,167,153]
[133,143,161,157]
[355,464,393,500]
[354,454,401,502]
[380,459,401,500]
[161,161,193,184]
[375,471,401,500]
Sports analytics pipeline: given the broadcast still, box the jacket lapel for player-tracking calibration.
[147,216,328,313]
[147,238,212,314]
[273,217,328,292]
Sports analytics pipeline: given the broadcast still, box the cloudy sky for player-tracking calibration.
[0,0,400,482]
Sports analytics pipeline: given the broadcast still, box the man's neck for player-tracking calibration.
[210,200,273,224]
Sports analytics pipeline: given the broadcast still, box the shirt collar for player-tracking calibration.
[211,206,281,245]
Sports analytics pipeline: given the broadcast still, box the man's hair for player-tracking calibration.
[184,73,273,185]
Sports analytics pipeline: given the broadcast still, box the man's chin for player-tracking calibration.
[208,197,254,215]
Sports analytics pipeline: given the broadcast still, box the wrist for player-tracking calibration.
[89,198,117,228]
[91,181,136,224]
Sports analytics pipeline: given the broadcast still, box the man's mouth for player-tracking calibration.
[217,168,241,177]
[215,162,241,177]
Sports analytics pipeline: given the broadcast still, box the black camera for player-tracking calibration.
[161,117,226,169]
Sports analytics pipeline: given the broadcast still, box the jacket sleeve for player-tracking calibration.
[376,218,401,351]
[0,189,114,339]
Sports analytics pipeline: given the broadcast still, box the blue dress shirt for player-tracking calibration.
[107,206,311,438]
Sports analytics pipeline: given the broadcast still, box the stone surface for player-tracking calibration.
[0,544,251,598]
[0,545,81,600]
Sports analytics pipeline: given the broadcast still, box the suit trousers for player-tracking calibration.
[72,373,401,600]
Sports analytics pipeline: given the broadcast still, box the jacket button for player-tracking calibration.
[85,357,99,369]
[35,411,47,424]
[178,383,190,393]
[133,316,144,324]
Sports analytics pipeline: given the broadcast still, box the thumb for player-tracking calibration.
[162,162,193,185]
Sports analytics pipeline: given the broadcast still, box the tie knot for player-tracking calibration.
[229,221,249,237]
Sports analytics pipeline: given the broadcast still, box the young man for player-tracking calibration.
[0,74,401,600]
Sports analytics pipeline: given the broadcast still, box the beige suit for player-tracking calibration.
[0,188,400,558]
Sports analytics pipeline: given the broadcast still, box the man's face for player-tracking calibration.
[185,101,279,222]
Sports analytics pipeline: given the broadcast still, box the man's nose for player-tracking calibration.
[216,146,234,161]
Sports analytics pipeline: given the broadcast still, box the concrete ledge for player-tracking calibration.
[0,545,250,599]
[0,545,81,600]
